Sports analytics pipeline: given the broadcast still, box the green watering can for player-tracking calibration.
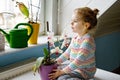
[0,23,33,48]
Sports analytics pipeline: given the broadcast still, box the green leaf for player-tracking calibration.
[43,48,49,58]
[32,57,44,75]
[17,2,29,18]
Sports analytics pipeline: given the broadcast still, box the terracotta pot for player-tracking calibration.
[39,64,57,80]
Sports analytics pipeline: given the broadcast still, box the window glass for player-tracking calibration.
[0,0,44,34]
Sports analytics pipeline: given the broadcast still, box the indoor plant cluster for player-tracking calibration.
[32,32,71,80]
[12,0,41,44]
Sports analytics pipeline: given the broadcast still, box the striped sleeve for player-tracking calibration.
[62,38,95,73]
[56,39,73,64]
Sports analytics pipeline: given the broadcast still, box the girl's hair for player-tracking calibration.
[74,7,99,30]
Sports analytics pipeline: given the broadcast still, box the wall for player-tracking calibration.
[95,0,120,37]
[58,0,117,36]
[95,0,120,71]
[95,32,120,71]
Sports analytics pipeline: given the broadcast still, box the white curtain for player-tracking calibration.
[0,0,14,13]
[0,0,15,28]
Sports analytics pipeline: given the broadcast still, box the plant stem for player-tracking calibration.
[46,21,49,32]
[36,0,41,23]
[48,41,50,62]
[30,0,33,22]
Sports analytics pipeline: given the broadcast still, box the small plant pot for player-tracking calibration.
[39,64,57,80]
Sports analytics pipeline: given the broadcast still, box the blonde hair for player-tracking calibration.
[74,7,99,36]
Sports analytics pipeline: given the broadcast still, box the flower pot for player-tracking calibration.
[27,22,40,44]
[39,64,57,80]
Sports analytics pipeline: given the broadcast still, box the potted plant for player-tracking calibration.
[32,32,71,80]
[33,46,57,80]
[12,0,41,44]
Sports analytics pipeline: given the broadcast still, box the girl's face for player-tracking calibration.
[70,13,88,36]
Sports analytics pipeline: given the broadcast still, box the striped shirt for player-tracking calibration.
[56,33,96,79]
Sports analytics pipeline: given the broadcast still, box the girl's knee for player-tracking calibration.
[57,75,71,80]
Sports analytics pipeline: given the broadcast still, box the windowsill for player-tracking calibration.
[0,35,61,67]
[0,35,60,56]
[0,35,49,73]
[0,36,48,56]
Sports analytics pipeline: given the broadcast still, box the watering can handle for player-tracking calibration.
[14,23,33,40]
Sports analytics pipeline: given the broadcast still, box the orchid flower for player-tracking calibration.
[47,32,55,47]
[51,47,63,55]
[61,34,71,49]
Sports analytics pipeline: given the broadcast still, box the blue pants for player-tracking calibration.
[57,72,85,80]
[56,61,95,80]
[56,61,85,80]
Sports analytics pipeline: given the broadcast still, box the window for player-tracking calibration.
[0,0,46,59]
[0,0,59,55]
[0,0,45,35]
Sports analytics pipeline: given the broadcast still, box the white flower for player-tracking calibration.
[61,34,71,49]
[50,47,63,55]
[47,31,55,47]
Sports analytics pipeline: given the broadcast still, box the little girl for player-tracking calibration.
[49,7,99,80]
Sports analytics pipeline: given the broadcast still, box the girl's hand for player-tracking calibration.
[48,69,65,80]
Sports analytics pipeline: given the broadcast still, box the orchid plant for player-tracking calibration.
[32,31,71,75]
[48,32,70,57]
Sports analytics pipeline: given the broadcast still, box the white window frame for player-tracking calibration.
[44,0,58,35]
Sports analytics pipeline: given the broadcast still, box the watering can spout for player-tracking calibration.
[0,28,10,43]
